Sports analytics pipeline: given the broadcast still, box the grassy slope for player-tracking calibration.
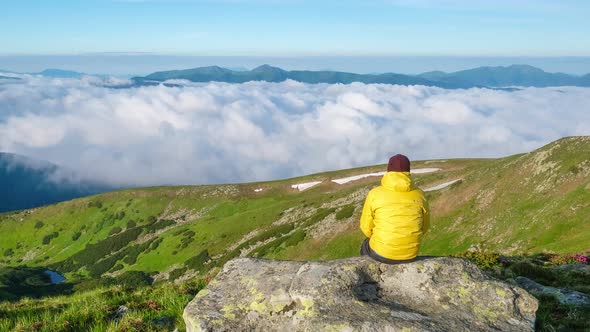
[0,137,588,282]
[0,136,589,332]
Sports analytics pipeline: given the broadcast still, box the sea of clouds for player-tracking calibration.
[1,74,589,187]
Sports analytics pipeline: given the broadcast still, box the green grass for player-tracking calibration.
[0,279,207,332]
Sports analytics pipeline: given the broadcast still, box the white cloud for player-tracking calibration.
[0,76,589,187]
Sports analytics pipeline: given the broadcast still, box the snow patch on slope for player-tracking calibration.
[424,179,462,192]
[331,168,442,185]
[291,181,322,191]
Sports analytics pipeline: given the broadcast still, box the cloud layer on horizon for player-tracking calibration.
[1,75,589,187]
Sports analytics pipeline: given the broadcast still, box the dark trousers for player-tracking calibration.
[360,238,416,265]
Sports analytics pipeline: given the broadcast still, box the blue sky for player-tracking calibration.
[2,0,589,56]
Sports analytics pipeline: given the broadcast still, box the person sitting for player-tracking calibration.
[359,154,430,264]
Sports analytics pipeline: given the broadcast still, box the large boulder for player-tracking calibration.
[184,257,538,332]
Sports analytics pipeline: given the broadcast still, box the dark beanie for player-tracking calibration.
[387,154,410,172]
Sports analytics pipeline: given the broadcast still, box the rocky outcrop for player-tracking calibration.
[184,257,538,332]
[516,276,590,306]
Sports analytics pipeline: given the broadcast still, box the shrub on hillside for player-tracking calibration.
[87,252,126,278]
[111,264,124,272]
[177,231,196,250]
[87,201,103,209]
[70,227,143,266]
[73,277,112,292]
[168,267,188,281]
[114,271,152,289]
[42,232,59,245]
[34,221,44,229]
[3,248,14,257]
[251,229,306,257]
[185,250,210,271]
[548,253,589,265]
[108,227,123,236]
[126,220,137,228]
[147,238,163,252]
[300,208,336,228]
[227,223,296,256]
[336,205,355,220]
[122,241,153,265]
[48,258,81,273]
[71,231,82,241]
[144,219,175,233]
[455,250,500,269]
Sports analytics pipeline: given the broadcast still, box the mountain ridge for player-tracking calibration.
[133,64,590,88]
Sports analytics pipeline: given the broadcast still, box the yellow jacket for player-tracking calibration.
[360,171,429,260]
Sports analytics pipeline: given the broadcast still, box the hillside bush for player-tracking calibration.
[108,226,123,236]
[71,231,82,241]
[70,227,142,266]
[114,271,152,289]
[42,232,59,245]
[168,267,188,281]
[87,251,126,278]
[48,258,81,273]
[111,264,124,272]
[34,221,44,229]
[228,223,296,257]
[177,230,196,250]
[548,253,589,265]
[455,250,500,269]
[144,219,175,233]
[87,201,103,209]
[185,250,210,271]
[300,208,336,228]
[122,241,153,265]
[336,205,355,220]
[251,229,306,257]
[3,248,14,257]
[148,238,164,252]
[126,220,137,228]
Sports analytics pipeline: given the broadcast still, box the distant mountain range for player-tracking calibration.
[132,64,590,88]
[0,69,91,79]
[3,64,590,88]
[35,69,87,78]
[0,153,112,213]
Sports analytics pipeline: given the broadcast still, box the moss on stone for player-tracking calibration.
[221,305,236,320]
[495,288,507,297]
[249,300,267,313]
[194,289,210,299]
[299,298,317,317]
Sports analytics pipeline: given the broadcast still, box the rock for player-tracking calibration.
[152,316,173,328]
[554,264,590,273]
[184,257,538,332]
[114,305,129,320]
[516,276,590,306]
